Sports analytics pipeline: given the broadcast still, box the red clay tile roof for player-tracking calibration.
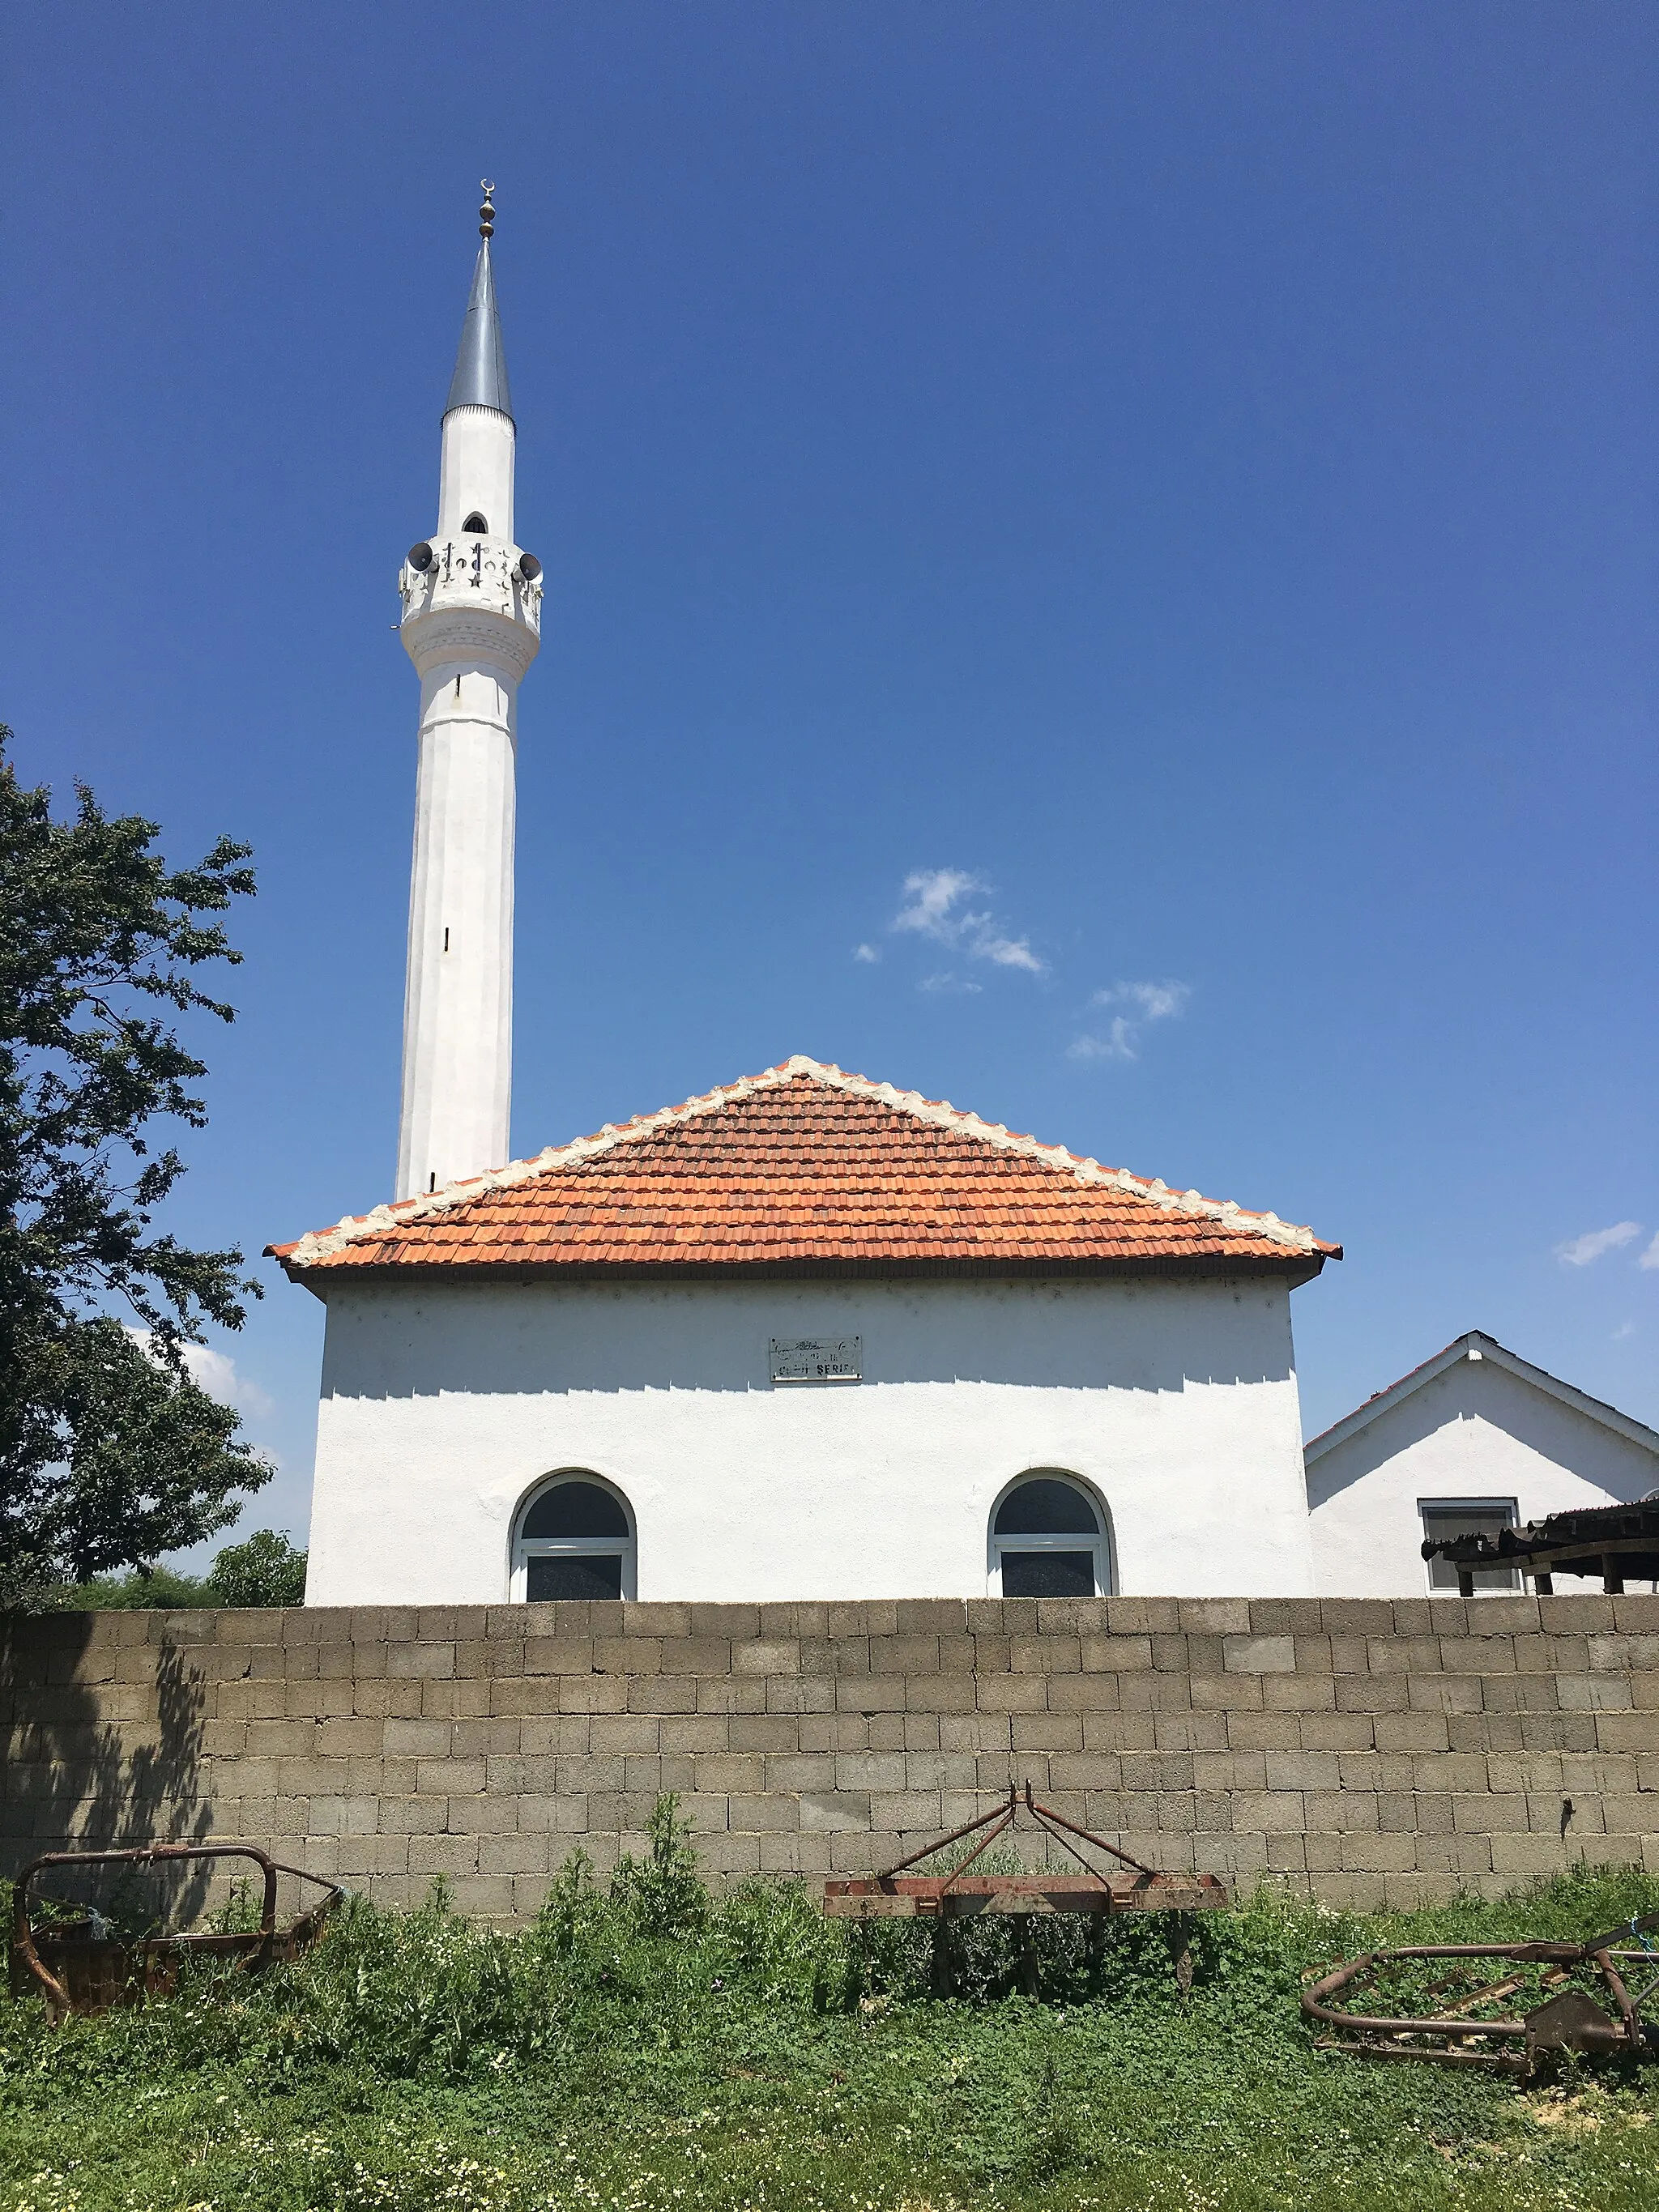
[268,1057,1340,1284]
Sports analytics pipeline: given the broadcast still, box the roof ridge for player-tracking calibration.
[270,1053,1335,1268]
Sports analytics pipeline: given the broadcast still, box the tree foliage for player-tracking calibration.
[207,1527,307,1607]
[0,726,270,1597]
[52,1528,308,1609]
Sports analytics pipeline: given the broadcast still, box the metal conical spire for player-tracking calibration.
[444,182,514,422]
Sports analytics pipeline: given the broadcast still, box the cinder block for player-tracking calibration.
[593,1638,663,1677]
[1319,1601,1395,1634]
[799,1790,872,1832]
[621,1604,693,1638]
[726,1792,800,1831]
[522,1637,595,1677]
[732,1639,802,1677]
[692,1753,766,1793]
[1453,1792,1530,1834]
[377,1795,450,1835]
[1224,1712,1301,1752]
[1597,1712,1659,1753]
[409,1833,480,1874]
[1597,1794,1659,1836]
[1297,1714,1376,1752]
[1336,1676,1410,1714]
[1176,1600,1250,1635]
[1222,1635,1296,1674]
[417,1758,484,1796]
[834,1751,906,1792]
[1102,1597,1180,1633]
[658,1637,735,1676]
[1010,1636,1081,1675]
[1265,1751,1340,1792]
[1081,1636,1154,1673]
[1341,1832,1418,1873]
[1262,1673,1337,1712]
[479,1833,551,1876]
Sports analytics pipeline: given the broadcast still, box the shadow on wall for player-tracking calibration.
[1306,1357,1658,1511]
[330,1280,1298,1401]
[1,1615,214,1928]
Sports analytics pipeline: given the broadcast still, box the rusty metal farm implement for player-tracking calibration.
[10,1841,343,2023]
[823,1783,1226,1995]
[1303,1913,1659,2076]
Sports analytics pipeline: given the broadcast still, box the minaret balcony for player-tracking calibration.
[399,535,543,680]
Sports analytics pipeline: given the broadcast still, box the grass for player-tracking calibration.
[2,1804,1658,2211]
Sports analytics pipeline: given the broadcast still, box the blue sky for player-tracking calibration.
[4,3,1655,1557]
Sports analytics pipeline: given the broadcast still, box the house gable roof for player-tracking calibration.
[269,1055,1340,1286]
[1303,1330,1659,1467]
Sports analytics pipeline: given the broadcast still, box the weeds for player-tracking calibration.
[2,1805,1657,2210]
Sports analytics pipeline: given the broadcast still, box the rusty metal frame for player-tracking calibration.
[823,1782,1229,1920]
[10,1841,343,2024]
[1302,1914,1659,2076]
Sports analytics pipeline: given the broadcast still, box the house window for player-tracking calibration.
[513,1474,635,1600]
[1421,1499,1519,1594]
[990,1473,1112,1598]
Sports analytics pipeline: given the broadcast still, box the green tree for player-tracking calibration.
[207,1528,307,1606]
[0,725,270,1601]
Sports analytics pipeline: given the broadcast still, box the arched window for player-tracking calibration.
[512,1474,635,1600]
[462,511,489,534]
[990,1473,1111,1598]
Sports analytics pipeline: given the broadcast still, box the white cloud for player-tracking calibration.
[181,1344,275,1418]
[1091,980,1191,1022]
[1068,979,1190,1063]
[1614,1321,1637,1342]
[890,869,1043,975]
[919,971,982,995]
[128,1329,274,1418]
[1640,1233,1659,1272]
[1068,1017,1139,1063]
[974,931,1043,974]
[852,943,881,965]
[1555,1221,1643,1268]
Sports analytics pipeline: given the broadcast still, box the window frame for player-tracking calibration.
[1419,1496,1520,1596]
[510,1471,637,1602]
[987,1471,1115,1598]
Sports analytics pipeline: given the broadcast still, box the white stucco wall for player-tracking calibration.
[1307,1352,1659,1596]
[304,1275,1316,1605]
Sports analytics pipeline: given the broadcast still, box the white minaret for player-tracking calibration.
[394,184,542,1200]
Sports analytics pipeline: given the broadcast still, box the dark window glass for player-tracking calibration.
[1001,1550,1096,1598]
[527,1554,622,1601]
[994,1478,1100,1535]
[522,1481,629,1539]
[1422,1505,1519,1592]
[462,511,489,534]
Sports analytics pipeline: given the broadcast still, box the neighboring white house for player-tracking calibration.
[274,1058,1339,1605]
[1305,1332,1659,1597]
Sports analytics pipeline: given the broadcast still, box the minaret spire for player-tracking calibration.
[445,185,514,420]
[392,186,542,1201]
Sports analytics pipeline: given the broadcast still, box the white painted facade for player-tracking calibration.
[1307,1335,1659,1597]
[304,1275,1316,1605]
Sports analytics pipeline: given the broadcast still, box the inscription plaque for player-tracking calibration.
[770,1336,861,1384]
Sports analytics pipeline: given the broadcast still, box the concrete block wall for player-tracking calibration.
[5,1595,1659,1920]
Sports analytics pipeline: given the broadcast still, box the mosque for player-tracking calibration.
[271,194,1659,1606]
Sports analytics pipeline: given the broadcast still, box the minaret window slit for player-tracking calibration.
[462,512,488,534]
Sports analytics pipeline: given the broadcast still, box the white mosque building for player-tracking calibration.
[272,194,1656,1606]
